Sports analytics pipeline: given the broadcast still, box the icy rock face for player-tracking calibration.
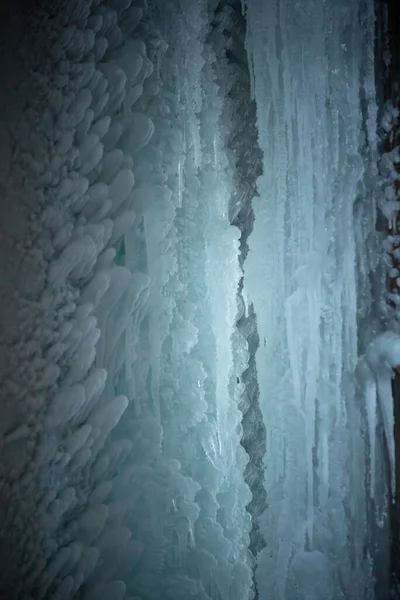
[244,0,381,599]
[376,101,400,328]
[0,0,258,598]
[1,0,388,599]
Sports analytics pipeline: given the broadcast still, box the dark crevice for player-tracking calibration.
[237,300,267,557]
[209,1,267,598]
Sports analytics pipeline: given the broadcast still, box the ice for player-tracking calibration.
[58,175,89,208]
[76,108,95,144]
[95,266,132,325]
[90,115,111,140]
[78,504,109,544]
[289,551,334,600]
[56,130,75,155]
[53,222,73,252]
[35,362,61,391]
[80,271,111,309]
[91,35,108,62]
[244,0,380,597]
[92,526,132,580]
[47,487,77,525]
[87,395,128,441]
[92,92,110,119]
[381,101,399,133]
[124,84,143,114]
[97,6,118,35]
[72,61,97,91]
[101,122,124,152]
[66,327,100,385]
[48,234,98,286]
[105,24,123,53]
[41,547,73,592]
[83,368,108,410]
[100,149,124,183]
[65,424,92,457]
[46,385,87,428]
[120,6,144,35]
[58,88,92,129]
[90,83,109,117]
[108,168,135,210]
[106,273,149,352]
[362,360,378,499]
[0,0,391,598]
[54,576,75,599]
[365,332,400,499]
[83,581,126,600]
[109,209,136,244]
[96,247,117,270]
[112,48,143,84]
[120,113,155,154]
[79,133,104,175]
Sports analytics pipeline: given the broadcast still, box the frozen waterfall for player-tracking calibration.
[244,0,393,598]
[0,0,398,599]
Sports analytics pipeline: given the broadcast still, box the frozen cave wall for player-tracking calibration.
[0,0,395,600]
[0,0,262,599]
[243,0,390,599]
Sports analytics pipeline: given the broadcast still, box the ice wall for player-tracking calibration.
[243,0,381,598]
[0,1,256,598]
[1,0,393,598]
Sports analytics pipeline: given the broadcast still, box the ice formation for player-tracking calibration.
[0,0,397,599]
[244,0,393,598]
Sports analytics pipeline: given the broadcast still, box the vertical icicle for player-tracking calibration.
[244,0,378,597]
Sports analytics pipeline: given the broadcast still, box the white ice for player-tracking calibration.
[0,1,394,600]
[244,0,384,597]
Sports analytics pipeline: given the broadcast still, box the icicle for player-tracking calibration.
[177,160,183,208]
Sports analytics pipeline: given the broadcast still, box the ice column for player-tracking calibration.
[244,0,378,598]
